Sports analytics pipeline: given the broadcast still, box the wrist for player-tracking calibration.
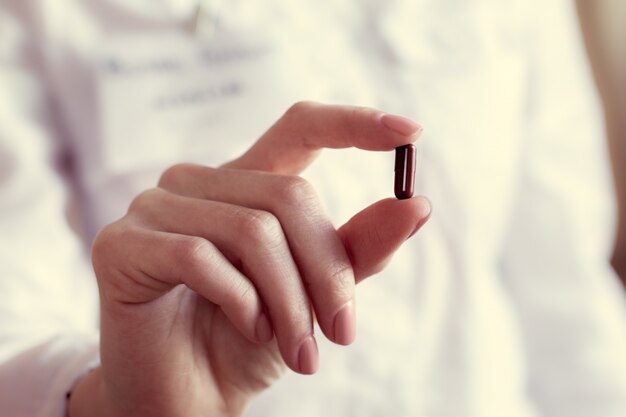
[67,365,248,417]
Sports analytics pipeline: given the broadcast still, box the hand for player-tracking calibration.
[68,102,431,417]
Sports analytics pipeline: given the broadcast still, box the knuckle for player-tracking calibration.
[237,210,283,248]
[223,278,257,312]
[284,100,316,119]
[91,220,132,278]
[321,263,355,300]
[274,176,318,209]
[127,188,163,215]
[157,162,195,189]
[175,236,216,271]
[344,106,373,135]
[91,225,116,268]
[348,105,371,120]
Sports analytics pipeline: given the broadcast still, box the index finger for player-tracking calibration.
[225,101,422,175]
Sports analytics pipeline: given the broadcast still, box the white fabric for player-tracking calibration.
[1,0,626,416]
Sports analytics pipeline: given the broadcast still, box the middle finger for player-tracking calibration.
[159,164,357,346]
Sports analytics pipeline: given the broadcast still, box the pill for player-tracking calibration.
[394,144,416,200]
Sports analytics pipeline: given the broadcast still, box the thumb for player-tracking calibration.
[338,197,431,283]
[224,101,422,175]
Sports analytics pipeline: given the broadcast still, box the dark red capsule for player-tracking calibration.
[394,144,416,200]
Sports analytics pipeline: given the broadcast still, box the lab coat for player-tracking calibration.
[1,0,626,416]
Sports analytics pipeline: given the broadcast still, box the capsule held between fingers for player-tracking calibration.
[394,144,416,200]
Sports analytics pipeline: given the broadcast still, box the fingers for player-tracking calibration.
[154,101,424,352]
[92,224,274,345]
[337,197,431,282]
[225,101,422,175]
[96,102,427,378]
[159,165,357,346]
[123,188,318,374]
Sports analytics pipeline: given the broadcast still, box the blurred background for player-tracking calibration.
[0,1,625,416]
[576,0,626,286]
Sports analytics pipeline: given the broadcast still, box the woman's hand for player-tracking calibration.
[68,102,430,417]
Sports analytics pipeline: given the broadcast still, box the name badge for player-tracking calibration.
[98,29,299,172]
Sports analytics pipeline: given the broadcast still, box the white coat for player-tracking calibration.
[1,1,626,416]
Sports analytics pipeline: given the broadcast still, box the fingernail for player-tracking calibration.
[380,114,422,136]
[255,313,273,343]
[333,301,356,345]
[298,335,319,374]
